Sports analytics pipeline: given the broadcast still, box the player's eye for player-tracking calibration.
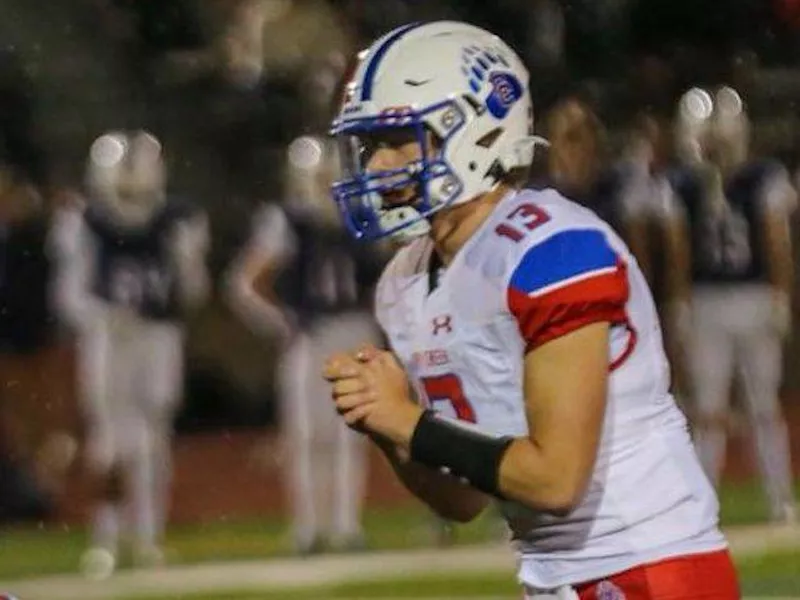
[359,128,418,162]
[359,137,384,164]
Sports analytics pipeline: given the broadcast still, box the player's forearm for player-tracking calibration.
[765,219,794,297]
[224,272,293,338]
[496,438,590,515]
[772,259,794,298]
[384,409,590,516]
[624,221,653,286]
[176,258,211,310]
[663,219,692,303]
[52,270,106,331]
[372,434,489,523]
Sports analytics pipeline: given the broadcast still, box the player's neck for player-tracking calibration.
[429,184,513,266]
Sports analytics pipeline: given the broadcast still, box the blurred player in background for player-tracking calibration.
[617,113,692,398]
[325,21,738,599]
[618,113,690,298]
[671,86,798,524]
[226,133,387,555]
[50,130,210,578]
[540,97,609,219]
[543,98,657,266]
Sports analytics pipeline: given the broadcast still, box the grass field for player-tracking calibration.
[142,548,800,597]
[1,482,799,599]
[49,548,800,600]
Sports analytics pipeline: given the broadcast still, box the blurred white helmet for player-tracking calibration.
[675,86,750,173]
[330,21,539,242]
[86,130,166,228]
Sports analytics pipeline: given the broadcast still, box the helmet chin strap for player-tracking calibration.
[379,204,431,244]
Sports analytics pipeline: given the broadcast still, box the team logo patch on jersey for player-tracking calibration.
[486,72,522,119]
[596,580,626,600]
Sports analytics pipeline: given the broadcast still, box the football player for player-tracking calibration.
[619,113,693,401]
[50,130,210,578]
[225,133,387,554]
[671,86,797,523]
[324,21,738,599]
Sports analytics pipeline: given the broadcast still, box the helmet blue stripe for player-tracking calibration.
[360,22,424,101]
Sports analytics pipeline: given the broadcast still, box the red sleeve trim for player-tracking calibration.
[526,304,627,352]
[508,263,629,351]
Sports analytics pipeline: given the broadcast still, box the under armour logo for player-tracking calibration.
[432,314,453,335]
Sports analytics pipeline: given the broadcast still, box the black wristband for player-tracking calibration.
[409,410,514,497]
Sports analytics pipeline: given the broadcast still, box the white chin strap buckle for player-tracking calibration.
[380,206,430,244]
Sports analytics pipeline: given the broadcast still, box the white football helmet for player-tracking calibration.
[329,21,539,242]
[675,86,750,174]
[86,130,167,228]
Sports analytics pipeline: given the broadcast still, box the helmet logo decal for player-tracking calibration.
[461,45,519,118]
[486,72,522,119]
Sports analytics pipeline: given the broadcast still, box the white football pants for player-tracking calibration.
[77,312,183,553]
[688,284,795,519]
[278,311,379,550]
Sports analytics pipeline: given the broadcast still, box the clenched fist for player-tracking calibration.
[323,345,423,449]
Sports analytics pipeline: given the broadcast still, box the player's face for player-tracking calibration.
[362,127,435,208]
[116,165,155,203]
[704,129,746,175]
[633,117,670,171]
[548,105,600,191]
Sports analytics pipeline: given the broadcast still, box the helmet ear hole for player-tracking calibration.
[476,127,503,149]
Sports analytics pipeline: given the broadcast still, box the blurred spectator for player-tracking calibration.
[618,113,690,297]
[537,97,612,219]
[0,164,68,524]
[0,49,48,187]
[618,113,693,400]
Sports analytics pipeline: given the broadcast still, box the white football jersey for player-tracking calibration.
[375,188,725,589]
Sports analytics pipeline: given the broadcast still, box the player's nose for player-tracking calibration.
[365,146,398,174]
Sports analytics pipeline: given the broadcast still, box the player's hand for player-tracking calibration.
[170,216,209,263]
[323,346,423,447]
[668,299,692,347]
[270,306,298,346]
[323,351,377,428]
